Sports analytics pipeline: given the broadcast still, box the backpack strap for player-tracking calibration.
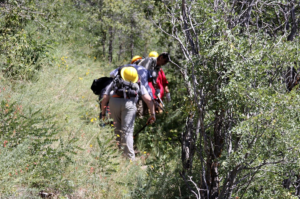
[138,58,160,86]
[112,65,141,99]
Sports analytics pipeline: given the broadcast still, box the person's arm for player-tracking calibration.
[100,82,113,118]
[101,94,110,118]
[136,66,154,99]
[160,69,171,101]
[164,85,170,93]
[141,94,156,124]
[165,86,171,102]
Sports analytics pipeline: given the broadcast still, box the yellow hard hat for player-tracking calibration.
[120,67,138,83]
[149,51,159,58]
[131,55,142,64]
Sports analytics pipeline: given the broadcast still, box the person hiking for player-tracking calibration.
[138,51,171,114]
[131,55,143,65]
[101,65,156,161]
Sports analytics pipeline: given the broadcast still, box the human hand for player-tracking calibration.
[166,92,171,102]
[147,114,156,124]
[101,112,106,120]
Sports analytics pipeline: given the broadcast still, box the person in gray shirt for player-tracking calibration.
[101,65,155,161]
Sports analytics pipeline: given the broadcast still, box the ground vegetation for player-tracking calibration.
[1,0,300,199]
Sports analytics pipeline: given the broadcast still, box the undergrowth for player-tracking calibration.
[0,0,186,198]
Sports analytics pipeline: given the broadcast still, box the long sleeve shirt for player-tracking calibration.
[148,68,169,100]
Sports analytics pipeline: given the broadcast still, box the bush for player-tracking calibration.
[0,99,79,196]
[0,30,48,80]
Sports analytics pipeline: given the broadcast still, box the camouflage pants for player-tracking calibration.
[136,99,148,119]
[136,99,163,118]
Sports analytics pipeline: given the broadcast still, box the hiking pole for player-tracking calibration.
[157,96,165,108]
[134,121,149,138]
[154,100,165,112]
[134,115,156,137]
[155,89,165,112]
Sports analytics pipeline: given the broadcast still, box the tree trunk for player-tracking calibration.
[98,0,106,58]
[181,113,196,173]
[101,28,106,58]
[287,2,297,41]
[108,26,113,63]
[295,174,300,196]
[205,110,224,199]
[130,18,135,58]
[118,33,122,61]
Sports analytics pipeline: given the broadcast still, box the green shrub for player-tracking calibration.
[0,99,79,196]
[0,30,48,80]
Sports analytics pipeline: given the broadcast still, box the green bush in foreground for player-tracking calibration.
[0,99,79,197]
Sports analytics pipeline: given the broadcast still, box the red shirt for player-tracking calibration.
[148,69,169,100]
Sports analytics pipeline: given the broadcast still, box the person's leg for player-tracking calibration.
[99,95,102,119]
[120,99,137,160]
[136,99,144,119]
[143,100,149,116]
[109,97,124,146]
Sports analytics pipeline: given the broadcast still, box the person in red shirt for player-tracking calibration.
[148,68,169,100]
[148,67,170,113]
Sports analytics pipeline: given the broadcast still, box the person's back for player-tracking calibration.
[138,56,157,71]
[101,65,156,161]
[109,64,154,99]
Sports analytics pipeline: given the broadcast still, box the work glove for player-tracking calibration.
[147,114,156,124]
[166,92,171,102]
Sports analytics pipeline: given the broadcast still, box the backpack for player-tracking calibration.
[138,57,159,85]
[138,57,157,70]
[91,77,113,95]
[112,66,140,99]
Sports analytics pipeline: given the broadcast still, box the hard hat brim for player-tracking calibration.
[131,56,142,64]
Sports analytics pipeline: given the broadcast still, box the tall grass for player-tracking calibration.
[0,0,188,198]
[0,1,150,198]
